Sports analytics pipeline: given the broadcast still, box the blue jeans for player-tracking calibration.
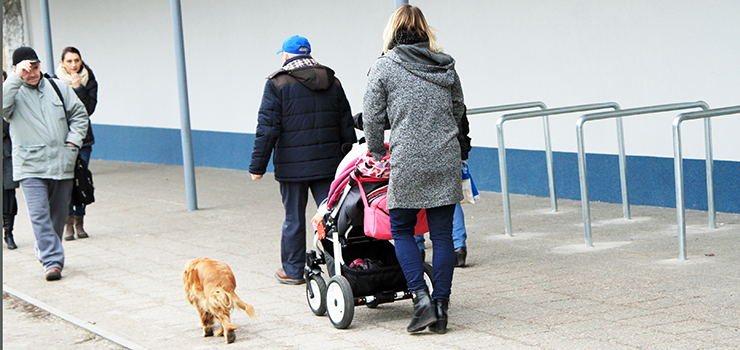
[391,204,455,300]
[69,146,92,216]
[416,202,466,250]
[21,178,73,271]
[279,179,332,280]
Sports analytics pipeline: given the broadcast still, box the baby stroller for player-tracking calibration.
[304,143,432,329]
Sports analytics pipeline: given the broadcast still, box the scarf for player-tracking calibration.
[389,30,428,51]
[56,63,89,87]
[282,57,319,71]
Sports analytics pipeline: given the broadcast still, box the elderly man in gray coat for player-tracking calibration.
[3,47,89,281]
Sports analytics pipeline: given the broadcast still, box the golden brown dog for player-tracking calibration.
[182,258,256,344]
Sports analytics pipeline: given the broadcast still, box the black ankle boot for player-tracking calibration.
[3,215,17,250]
[454,247,467,267]
[429,299,449,334]
[407,289,437,333]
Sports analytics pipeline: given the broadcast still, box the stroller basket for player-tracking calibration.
[322,238,407,297]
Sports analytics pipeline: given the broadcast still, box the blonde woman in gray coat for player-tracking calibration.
[363,5,465,334]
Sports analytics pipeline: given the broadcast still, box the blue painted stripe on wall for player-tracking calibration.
[467,148,740,213]
[93,124,739,213]
[93,124,273,172]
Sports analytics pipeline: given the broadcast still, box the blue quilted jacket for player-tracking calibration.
[250,56,356,182]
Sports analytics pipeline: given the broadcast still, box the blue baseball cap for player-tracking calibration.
[276,35,311,55]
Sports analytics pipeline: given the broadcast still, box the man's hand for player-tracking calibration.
[14,60,32,80]
[66,142,78,148]
[250,173,263,181]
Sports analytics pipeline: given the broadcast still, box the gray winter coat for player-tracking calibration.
[3,72,88,181]
[363,42,465,209]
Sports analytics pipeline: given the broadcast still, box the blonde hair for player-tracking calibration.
[382,5,442,54]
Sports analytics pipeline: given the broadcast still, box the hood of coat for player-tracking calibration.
[386,42,456,87]
[287,65,336,91]
[270,58,337,92]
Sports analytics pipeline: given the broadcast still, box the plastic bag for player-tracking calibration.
[461,161,480,204]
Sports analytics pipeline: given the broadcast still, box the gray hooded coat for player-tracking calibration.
[363,42,465,209]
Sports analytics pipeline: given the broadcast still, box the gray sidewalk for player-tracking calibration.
[2,160,739,350]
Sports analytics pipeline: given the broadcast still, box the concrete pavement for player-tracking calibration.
[3,160,739,349]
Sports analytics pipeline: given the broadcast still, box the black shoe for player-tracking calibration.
[3,216,17,250]
[4,234,17,250]
[407,289,437,332]
[429,299,449,334]
[454,247,467,267]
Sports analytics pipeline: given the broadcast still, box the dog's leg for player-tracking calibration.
[198,309,215,337]
[213,311,237,343]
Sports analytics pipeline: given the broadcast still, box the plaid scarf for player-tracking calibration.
[282,57,319,71]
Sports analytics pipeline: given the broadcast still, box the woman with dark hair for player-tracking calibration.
[363,5,465,334]
[57,46,98,240]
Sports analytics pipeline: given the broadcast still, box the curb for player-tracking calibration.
[3,285,146,350]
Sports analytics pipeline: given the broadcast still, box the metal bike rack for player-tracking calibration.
[497,103,620,236]
[467,102,547,116]
[467,102,549,231]
[576,101,709,247]
[674,105,739,260]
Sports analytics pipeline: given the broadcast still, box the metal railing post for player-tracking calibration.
[497,103,620,237]
[673,120,686,260]
[704,118,716,229]
[576,101,709,247]
[467,102,548,237]
[674,105,738,260]
[616,117,630,219]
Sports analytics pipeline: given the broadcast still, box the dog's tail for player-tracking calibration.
[208,287,256,319]
[232,293,257,319]
[207,287,234,314]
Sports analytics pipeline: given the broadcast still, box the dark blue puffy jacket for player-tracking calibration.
[249,59,356,182]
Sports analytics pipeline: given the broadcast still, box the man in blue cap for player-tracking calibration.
[250,35,356,285]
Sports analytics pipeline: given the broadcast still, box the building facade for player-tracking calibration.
[7,0,739,213]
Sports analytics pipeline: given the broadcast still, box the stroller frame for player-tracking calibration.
[304,171,432,329]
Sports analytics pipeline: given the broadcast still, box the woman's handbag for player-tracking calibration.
[72,155,95,206]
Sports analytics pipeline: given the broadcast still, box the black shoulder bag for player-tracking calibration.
[46,75,95,206]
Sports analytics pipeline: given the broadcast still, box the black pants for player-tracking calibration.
[279,179,332,279]
[3,188,18,217]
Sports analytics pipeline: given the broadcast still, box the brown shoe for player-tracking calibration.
[275,267,305,285]
[63,216,75,241]
[45,267,62,281]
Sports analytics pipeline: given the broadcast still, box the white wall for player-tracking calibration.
[24,0,740,161]
[416,0,740,162]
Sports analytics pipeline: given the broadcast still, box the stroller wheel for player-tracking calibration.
[326,275,354,329]
[423,263,434,294]
[306,274,327,316]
